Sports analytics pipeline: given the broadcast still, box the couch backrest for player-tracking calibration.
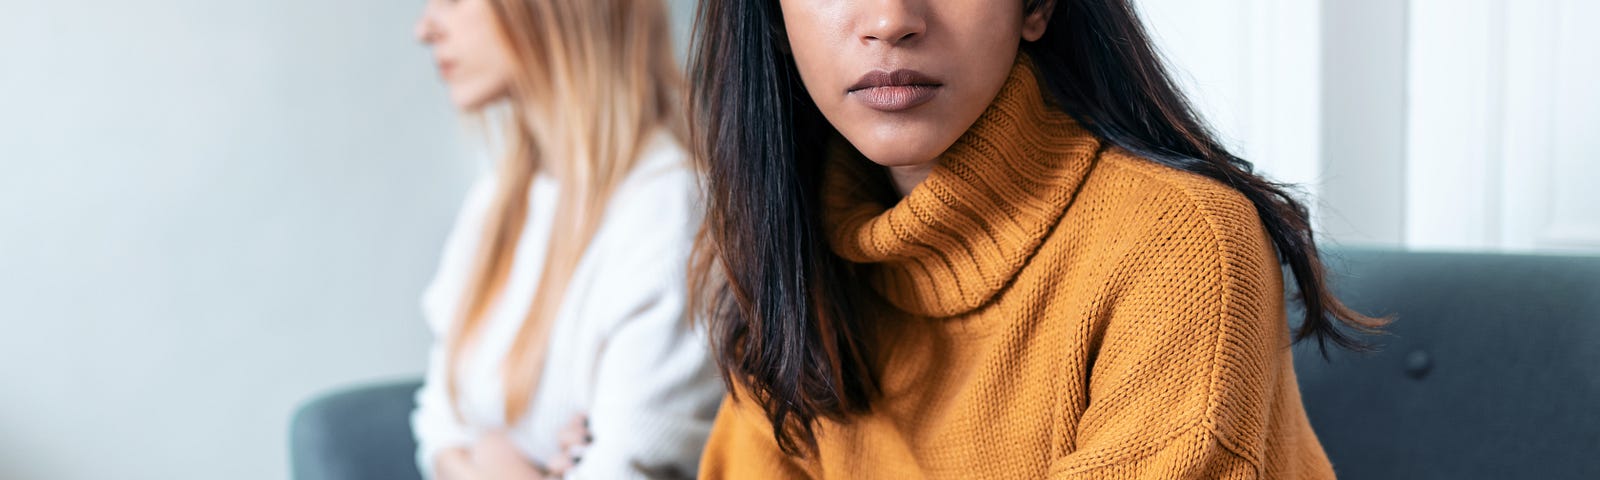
[291,380,424,480]
[1295,249,1600,479]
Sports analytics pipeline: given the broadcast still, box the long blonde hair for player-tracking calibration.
[446,0,686,425]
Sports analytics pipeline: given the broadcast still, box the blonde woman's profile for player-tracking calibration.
[410,0,720,478]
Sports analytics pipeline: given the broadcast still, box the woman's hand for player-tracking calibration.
[542,413,592,477]
[434,447,479,480]
[435,419,589,480]
[468,431,549,480]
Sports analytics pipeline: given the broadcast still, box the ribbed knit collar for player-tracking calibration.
[822,56,1102,318]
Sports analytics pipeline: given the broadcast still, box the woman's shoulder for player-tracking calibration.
[573,133,699,309]
[626,130,696,184]
[1095,147,1256,219]
[610,131,693,198]
[590,131,700,250]
[1081,147,1274,265]
[608,131,698,219]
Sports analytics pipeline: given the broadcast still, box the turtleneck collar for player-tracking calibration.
[822,55,1103,318]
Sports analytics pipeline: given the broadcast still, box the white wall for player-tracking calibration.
[1137,0,1600,253]
[1319,0,1410,246]
[1136,0,1324,198]
[0,2,474,479]
[0,2,704,479]
[1406,0,1600,252]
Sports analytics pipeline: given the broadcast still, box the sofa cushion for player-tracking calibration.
[1296,249,1600,479]
[290,379,424,480]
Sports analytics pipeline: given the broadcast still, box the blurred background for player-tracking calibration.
[0,0,1593,479]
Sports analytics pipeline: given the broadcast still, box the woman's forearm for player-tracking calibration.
[434,447,477,480]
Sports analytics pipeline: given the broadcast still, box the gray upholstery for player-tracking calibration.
[288,249,1600,479]
[290,379,424,480]
[1296,249,1600,479]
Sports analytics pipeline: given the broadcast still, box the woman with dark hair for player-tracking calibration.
[688,0,1383,478]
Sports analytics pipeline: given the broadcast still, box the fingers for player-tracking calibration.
[546,413,591,477]
[557,413,592,453]
[546,450,576,476]
[469,432,547,479]
[471,431,518,464]
[434,447,477,480]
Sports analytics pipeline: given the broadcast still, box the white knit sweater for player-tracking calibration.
[410,133,722,479]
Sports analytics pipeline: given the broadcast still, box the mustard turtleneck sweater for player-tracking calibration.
[698,57,1336,479]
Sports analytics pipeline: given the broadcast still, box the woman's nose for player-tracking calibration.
[414,9,440,44]
[857,0,928,46]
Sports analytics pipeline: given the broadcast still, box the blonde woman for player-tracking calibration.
[409,0,720,478]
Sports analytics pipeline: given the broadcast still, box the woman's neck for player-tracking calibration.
[887,163,935,197]
[821,55,1103,317]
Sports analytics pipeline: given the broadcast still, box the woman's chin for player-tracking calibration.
[838,120,968,169]
[449,86,508,114]
[848,140,950,170]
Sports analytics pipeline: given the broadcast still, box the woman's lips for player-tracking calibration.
[848,69,942,112]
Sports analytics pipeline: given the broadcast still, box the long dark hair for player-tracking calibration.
[688,0,1385,455]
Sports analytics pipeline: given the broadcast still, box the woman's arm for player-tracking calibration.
[1048,191,1285,479]
[412,176,497,479]
[561,255,724,478]
[430,436,560,480]
[559,168,727,479]
[433,447,477,480]
[413,324,482,478]
[697,389,817,480]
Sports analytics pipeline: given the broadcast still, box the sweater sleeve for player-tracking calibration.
[698,389,819,480]
[1048,185,1282,479]
[412,337,477,479]
[411,176,495,479]
[562,166,726,480]
[561,262,724,480]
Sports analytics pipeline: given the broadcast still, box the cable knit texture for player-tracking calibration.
[698,57,1337,479]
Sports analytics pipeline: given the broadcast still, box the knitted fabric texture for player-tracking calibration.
[698,56,1337,479]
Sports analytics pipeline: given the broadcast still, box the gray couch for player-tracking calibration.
[1295,249,1599,479]
[291,380,424,480]
[290,249,1600,479]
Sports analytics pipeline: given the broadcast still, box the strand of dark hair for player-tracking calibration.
[687,0,880,457]
[1020,0,1387,354]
